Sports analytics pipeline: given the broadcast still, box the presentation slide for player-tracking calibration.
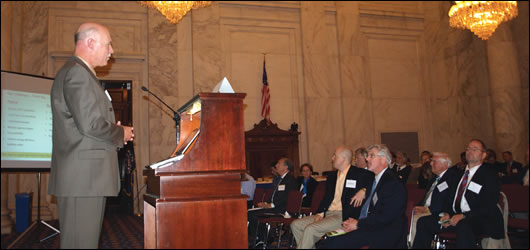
[1,71,54,169]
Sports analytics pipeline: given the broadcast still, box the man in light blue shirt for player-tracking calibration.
[241,172,256,209]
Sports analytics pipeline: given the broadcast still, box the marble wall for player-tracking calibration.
[1,1,528,231]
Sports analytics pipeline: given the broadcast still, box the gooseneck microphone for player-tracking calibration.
[141,86,180,146]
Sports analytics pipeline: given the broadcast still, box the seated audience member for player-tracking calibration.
[290,146,374,249]
[248,157,297,248]
[395,151,412,184]
[320,144,408,249]
[413,139,504,248]
[452,151,467,171]
[417,151,434,189]
[500,151,524,184]
[354,147,369,170]
[485,149,503,174]
[241,171,256,209]
[297,163,319,207]
[390,151,399,172]
[409,152,461,247]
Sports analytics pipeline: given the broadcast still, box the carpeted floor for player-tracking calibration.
[1,212,143,249]
[2,212,527,249]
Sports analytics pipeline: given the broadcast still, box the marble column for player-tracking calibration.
[487,23,526,160]
[300,1,344,169]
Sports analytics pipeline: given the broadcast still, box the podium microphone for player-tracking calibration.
[141,86,180,146]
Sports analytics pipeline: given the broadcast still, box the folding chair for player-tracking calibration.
[300,187,325,217]
[257,190,304,249]
[501,184,529,232]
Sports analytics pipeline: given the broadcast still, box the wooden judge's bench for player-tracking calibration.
[143,93,247,249]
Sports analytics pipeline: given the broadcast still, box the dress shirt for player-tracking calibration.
[75,56,97,76]
[453,164,481,213]
[328,165,351,212]
[241,173,256,201]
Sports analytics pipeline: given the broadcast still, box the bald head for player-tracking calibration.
[332,146,353,171]
[74,22,113,68]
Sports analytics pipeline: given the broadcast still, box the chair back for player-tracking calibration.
[253,188,265,207]
[263,188,273,203]
[286,190,304,215]
[309,188,325,215]
[501,184,529,213]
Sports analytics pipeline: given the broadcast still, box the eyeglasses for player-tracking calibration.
[367,153,382,159]
[465,147,484,152]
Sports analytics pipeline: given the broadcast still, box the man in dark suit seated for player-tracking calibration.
[409,152,462,247]
[291,146,374,249]
[320,144,408,249]
[412,139,504,248]
[248,157,297,248]
[500,151,524,184]
[395,151,412,184]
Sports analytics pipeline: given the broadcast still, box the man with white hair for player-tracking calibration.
[49,22,134,248]
[321,144,408,248]
[412,139,504,248]
[409,152,461,247]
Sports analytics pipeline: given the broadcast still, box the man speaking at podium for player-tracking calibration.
[48,22,134,249]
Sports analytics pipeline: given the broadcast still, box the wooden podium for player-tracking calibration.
[143,93,248,249]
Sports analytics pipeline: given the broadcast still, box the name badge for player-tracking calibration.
[468,181,482,194]
[372,192,378,205]
[346,179,356,189]
[105,90,112,101]
[278,184,285,191]
[437,181,449,192]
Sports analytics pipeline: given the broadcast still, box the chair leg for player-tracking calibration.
[263,223,271,249]
[277,223,284,249]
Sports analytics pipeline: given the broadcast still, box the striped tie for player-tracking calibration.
[454,170,469,213]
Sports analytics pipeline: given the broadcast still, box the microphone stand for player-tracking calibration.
[141,86,180,146]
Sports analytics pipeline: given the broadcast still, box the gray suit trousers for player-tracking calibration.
[57,196,106,249]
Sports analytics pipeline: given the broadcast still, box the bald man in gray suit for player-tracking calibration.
[49,22,134,249]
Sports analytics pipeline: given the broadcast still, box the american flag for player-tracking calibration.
[261,58,271,121]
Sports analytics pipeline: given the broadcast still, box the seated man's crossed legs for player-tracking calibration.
[290,210,343,249]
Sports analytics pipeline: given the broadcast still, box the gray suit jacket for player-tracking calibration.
[49,56,123,197]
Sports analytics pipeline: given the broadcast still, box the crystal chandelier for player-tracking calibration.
[139,1,213,24]
[448,1,518,40]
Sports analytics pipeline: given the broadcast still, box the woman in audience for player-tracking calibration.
[417,150,434,189]
[297,163,319,207]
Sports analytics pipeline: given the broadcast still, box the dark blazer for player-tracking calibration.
[268,173,297,213]
[323,168,407,249]
[418,166,462,215]
[396,164,412,184]
[445,163,504,239]
[297,176,318,207]
[317,166,374,221]
[49,56,123,197]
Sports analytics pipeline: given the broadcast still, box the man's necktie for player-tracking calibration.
[506,162,512,176]
[423,176,441,206]
[454,170,469,213]
[359,180,377,219]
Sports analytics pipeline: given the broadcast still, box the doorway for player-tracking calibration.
[101,80,135,215]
